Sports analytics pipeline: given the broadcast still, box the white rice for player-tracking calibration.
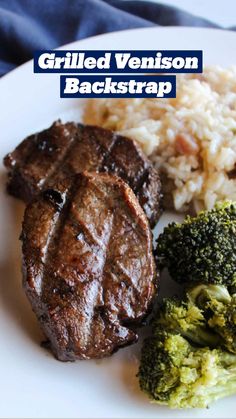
[84,67,236,213]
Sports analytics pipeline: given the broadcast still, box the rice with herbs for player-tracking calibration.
[84,67,236,212]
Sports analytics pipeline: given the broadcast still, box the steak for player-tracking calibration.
[4,121,162,227]
[21,171,157,361]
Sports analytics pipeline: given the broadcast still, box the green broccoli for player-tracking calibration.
[138,329,236,408]
[188,284,236,354]
[139,202,236,408]
[156,201,236,286]
[154,297,220,347]
[188,283,232,306]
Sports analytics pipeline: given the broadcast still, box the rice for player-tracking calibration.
[84,66,236,213]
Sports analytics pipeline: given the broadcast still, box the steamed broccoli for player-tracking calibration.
[188,284,236,354]
[188,283,232,306]
[154,284,236,355]
[154,297,220,347]
[156,201,236,286]
[138,329,236,408]
[138,202,236,408]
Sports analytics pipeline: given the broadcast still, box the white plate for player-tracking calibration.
[0,27,236,419]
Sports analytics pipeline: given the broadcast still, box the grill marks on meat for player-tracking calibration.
[21,172,157,361]
[4,122,78,202]
[4,121,162,227]
[5,122,161,359]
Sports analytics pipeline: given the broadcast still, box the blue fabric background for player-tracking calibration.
[0,0,227,77]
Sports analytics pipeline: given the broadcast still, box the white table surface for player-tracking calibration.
[139,0,236,28]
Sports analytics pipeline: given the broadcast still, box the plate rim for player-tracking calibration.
[1,24,236,418]
[1,26,236,84]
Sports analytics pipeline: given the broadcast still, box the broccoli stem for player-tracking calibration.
[179,326,220,348]
[203,376,236,406]
[188,284,231,307]
[155,298,220,348]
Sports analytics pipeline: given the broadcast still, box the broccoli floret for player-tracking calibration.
[156,201,236,286]
[188,284,236,354]
[138,330,236,408]
[154,298,220,347]
[140,202,236,408]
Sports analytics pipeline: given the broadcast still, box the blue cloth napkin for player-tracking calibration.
[0,0,224,77]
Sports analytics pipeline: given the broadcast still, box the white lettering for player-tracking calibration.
[115,53,131,69]
[92,82,104,94]
[64,78,79,94]
[79,81,92,94]
[97,53,111,69]
[38,53,55,69]
[84,57,96,69]
[157,82,172,97]
[129,57,141,69]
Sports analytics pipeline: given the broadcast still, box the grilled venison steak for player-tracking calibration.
[4,121,161,227]
[21,171,158,361]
